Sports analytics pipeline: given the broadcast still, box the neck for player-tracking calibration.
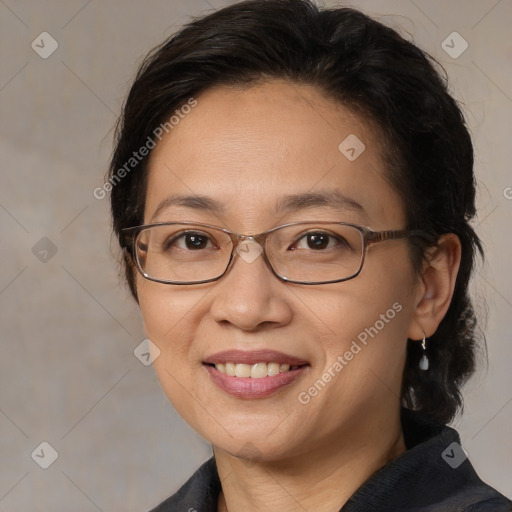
[214,410,406,512]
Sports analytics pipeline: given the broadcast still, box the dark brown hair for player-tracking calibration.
[108,0,484,424]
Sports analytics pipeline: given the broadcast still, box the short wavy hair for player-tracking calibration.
[109,0,484,424]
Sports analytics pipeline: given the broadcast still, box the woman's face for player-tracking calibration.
[137,79,421,461]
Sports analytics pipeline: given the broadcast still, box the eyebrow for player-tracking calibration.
[276,190,366,217]
[150,194,225,221]
[150,190,367,221]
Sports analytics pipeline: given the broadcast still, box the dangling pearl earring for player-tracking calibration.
[419,332,429,371]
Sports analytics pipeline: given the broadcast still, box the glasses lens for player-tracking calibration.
[267,223,364,283]
[133,222,364,284]
[135,224,232,283]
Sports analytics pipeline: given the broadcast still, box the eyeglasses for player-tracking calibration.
[121,221,432,285]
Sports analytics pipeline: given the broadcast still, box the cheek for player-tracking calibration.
[311,246,414,337]
[305,286,409,379]
[310,247,416,390]
[136,277,207,368]
[136,279,211,426]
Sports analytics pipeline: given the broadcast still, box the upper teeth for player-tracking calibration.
[214,362,300,378]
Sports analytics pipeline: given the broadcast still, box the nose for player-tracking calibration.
[209,240,293,331]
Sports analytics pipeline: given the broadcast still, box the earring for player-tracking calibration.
[419,332,429,371]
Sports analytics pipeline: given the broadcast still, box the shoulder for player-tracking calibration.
[341,408,512,511]
[465,495,512,511]
[402,408,511,511]
[428,491,512,511]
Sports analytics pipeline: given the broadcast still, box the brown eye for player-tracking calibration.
[305,232,330,250]
[165,231,215,251]
[292,231,349,251]
[183,233,209,250]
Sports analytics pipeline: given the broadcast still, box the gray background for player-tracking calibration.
[0,0,511,510]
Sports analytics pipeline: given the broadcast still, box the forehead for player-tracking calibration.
[144,79,405,230]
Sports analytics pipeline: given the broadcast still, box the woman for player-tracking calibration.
[108,1,512,510]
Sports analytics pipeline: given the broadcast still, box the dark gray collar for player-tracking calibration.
[149,408,512,511]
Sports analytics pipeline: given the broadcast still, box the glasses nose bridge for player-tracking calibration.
[226,230,274,274]
[228,230,269,250]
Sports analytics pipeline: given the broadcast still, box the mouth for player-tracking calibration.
[202,349,310,398]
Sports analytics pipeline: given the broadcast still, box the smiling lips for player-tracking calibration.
[203,349,309,398]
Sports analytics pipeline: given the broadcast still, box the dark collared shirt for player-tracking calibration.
[149,408,512,511]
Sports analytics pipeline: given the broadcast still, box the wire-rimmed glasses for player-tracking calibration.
[121,221,432,285]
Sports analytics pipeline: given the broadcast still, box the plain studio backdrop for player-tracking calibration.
[0,1,511,510]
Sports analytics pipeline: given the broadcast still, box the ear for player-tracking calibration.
[407,233,461,340]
